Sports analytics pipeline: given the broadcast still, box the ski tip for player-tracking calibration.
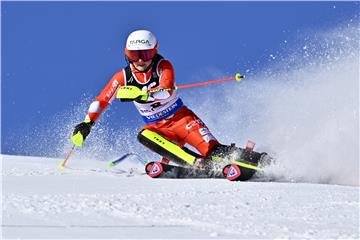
[223,164,242,181]
[145,162,164,178]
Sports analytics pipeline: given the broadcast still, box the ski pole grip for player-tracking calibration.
[235,73,244,82]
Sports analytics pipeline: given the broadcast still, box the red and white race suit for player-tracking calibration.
[84,54,219,157]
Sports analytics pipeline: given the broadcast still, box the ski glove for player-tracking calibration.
[71,121,94,147]
[116,86,149,102]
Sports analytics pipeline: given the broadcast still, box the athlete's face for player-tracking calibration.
[133,58,152,72]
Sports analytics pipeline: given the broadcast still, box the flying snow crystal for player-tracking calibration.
[188,21,359,186]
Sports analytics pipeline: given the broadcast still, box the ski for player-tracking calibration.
[145,161,222,179]
[110,141,273,181]
[145,160,261,181]
[222,161,259,181]
[144,140,272,181]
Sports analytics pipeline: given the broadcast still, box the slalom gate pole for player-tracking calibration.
[148,73,244,93]
[58,145,75,169]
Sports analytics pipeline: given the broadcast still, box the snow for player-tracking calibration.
[2,155,359,239]
[189,22,359,187]
[2,11,359,240]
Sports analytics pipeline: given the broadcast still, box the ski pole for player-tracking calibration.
[108,152,147,168]
[58,145,75,169]
[148,73,244,93]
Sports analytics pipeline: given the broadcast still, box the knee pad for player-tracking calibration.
[137,129,197,166]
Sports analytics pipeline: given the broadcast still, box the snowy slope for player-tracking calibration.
[3,12,359,240]
[2,154,359,239]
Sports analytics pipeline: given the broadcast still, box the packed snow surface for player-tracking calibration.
[2,155,359,239]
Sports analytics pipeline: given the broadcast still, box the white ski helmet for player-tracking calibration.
[125,30,158,62]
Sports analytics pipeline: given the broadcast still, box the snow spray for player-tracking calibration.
[190,20,359,186]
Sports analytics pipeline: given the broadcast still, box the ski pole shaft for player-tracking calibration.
[108,153,134,168]
[108,152,147,168]
[58,145,75,169]
[148,73,244,93]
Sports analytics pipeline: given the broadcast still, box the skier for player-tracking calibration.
[71,29,223,167]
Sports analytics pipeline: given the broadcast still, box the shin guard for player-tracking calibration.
[137,129,197,166]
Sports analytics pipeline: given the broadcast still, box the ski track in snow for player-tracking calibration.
[2,155,359,239]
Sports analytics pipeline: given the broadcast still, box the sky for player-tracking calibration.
[1,1,359,156]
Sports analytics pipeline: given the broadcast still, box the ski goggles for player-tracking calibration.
[125,49,156,62]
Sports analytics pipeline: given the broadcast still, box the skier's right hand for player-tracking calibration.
[71,121,94,147]
[116,86,148,102]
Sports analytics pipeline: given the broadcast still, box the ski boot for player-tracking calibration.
[209,141,263,181]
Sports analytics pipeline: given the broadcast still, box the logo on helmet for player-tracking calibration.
[130,39,151,46]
